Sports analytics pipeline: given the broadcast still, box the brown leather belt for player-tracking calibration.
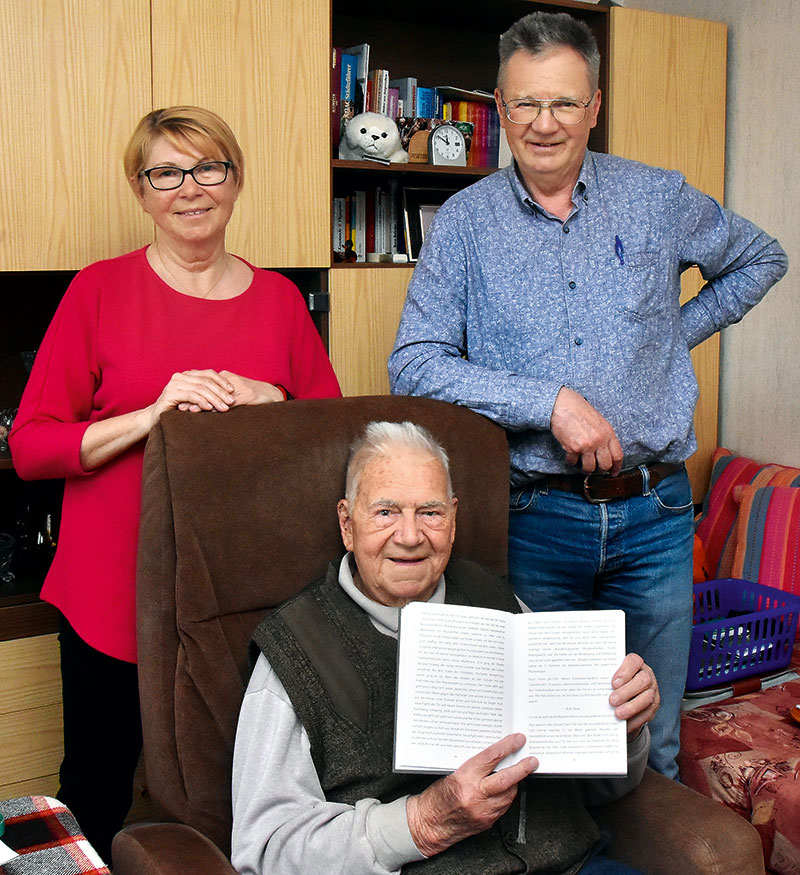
[541,462,681,504]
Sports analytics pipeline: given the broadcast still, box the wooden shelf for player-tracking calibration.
[333,159,496,178]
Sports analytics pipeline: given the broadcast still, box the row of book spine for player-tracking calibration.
[333,183,401,263]
[331,46,499,168]
[442,101,500,169]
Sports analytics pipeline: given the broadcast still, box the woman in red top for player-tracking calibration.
[10,106,341,861]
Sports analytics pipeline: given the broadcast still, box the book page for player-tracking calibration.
[394,602,512,773]
[508,610,626,775]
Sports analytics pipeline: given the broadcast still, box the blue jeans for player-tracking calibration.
[508,466,694,779]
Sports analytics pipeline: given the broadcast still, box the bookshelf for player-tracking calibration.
[331,0,609,268]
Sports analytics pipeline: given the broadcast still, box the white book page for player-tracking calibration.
[510,610,627,775]
[394,602,513,773]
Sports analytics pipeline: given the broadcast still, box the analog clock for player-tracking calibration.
[428,124,467,166]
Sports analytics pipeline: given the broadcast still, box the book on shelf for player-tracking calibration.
[416,86,435,120]
[332,196,347,261]
[339,50,358,142]
[387,87,400,121]
[368,68,390,116]
[394,603,627,777]
[390,77,417,117]
[353,189,367,261]
[372,187,383,256]
[343,43,370,114]
[331,47,342,150]
[387,180,400,254]
[345,195,353,257]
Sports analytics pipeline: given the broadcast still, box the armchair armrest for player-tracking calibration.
[592,768,764,875]
[112,822,236,875]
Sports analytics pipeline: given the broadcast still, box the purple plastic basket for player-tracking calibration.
[686,578,800,691]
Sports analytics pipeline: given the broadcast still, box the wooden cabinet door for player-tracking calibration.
[0,635,62,799]
[609,8,727,499]
[329,268,413,397]
[151,0,330,269]
[0,1,152,270]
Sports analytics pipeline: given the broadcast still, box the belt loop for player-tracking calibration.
[639,464,651,496]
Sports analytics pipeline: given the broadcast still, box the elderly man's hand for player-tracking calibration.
[610,653,660,740]
[406,734,538,857]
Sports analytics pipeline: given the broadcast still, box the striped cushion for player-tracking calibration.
[695,448,800,579]
[732,485,800,598]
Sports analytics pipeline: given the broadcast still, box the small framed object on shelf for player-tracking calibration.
[402,187,457,262]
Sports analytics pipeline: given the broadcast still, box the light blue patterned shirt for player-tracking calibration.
[389,153,787,485]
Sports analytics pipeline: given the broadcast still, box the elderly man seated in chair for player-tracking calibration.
[231,421,659,875]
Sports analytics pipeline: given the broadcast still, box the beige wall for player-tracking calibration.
[615,0,798,467]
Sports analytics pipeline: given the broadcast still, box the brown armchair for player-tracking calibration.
[112,396,764,875]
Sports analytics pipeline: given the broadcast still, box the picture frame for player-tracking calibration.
[402,187,458,262]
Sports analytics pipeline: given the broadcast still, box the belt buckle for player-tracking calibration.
[582,473,610,504]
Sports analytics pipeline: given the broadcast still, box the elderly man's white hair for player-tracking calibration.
[345,421,454,504]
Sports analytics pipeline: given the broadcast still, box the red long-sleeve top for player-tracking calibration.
[10,248,341,662]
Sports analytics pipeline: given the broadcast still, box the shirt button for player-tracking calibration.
[583,194,589,203]
[574,337,583,346]
[568,281,577,290]
[562,226,570,234]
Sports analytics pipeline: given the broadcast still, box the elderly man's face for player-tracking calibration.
[337,449,457,607]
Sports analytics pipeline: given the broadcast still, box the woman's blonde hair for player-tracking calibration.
[123,105,244,192]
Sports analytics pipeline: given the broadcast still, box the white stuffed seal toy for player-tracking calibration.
[339,112,409,163]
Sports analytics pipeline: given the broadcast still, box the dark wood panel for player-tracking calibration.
[0,599,59,642]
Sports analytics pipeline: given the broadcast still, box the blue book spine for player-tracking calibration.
[434,88,446,119]
[416,87,434,119]
[340,53,358,103]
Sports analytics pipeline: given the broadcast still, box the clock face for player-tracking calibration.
[429,125,466,165]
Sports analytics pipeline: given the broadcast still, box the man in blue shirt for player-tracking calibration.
[388,11,787,779]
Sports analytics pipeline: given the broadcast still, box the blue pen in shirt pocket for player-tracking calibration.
[615,235,625,265]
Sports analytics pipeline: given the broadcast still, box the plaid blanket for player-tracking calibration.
[0,796,109,875]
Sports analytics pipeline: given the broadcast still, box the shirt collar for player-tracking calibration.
[337,553,446,638]
[506,151,593,215]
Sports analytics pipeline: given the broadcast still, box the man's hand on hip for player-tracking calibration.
[406,734,537,857]
[550,387,623,475]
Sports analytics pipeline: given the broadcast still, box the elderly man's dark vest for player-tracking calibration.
[253,558,601,875]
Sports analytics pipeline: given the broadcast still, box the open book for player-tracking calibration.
[394,603,626,776]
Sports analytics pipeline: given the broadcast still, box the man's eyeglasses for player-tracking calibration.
[140,161,232,190]
[500,96,594,126]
